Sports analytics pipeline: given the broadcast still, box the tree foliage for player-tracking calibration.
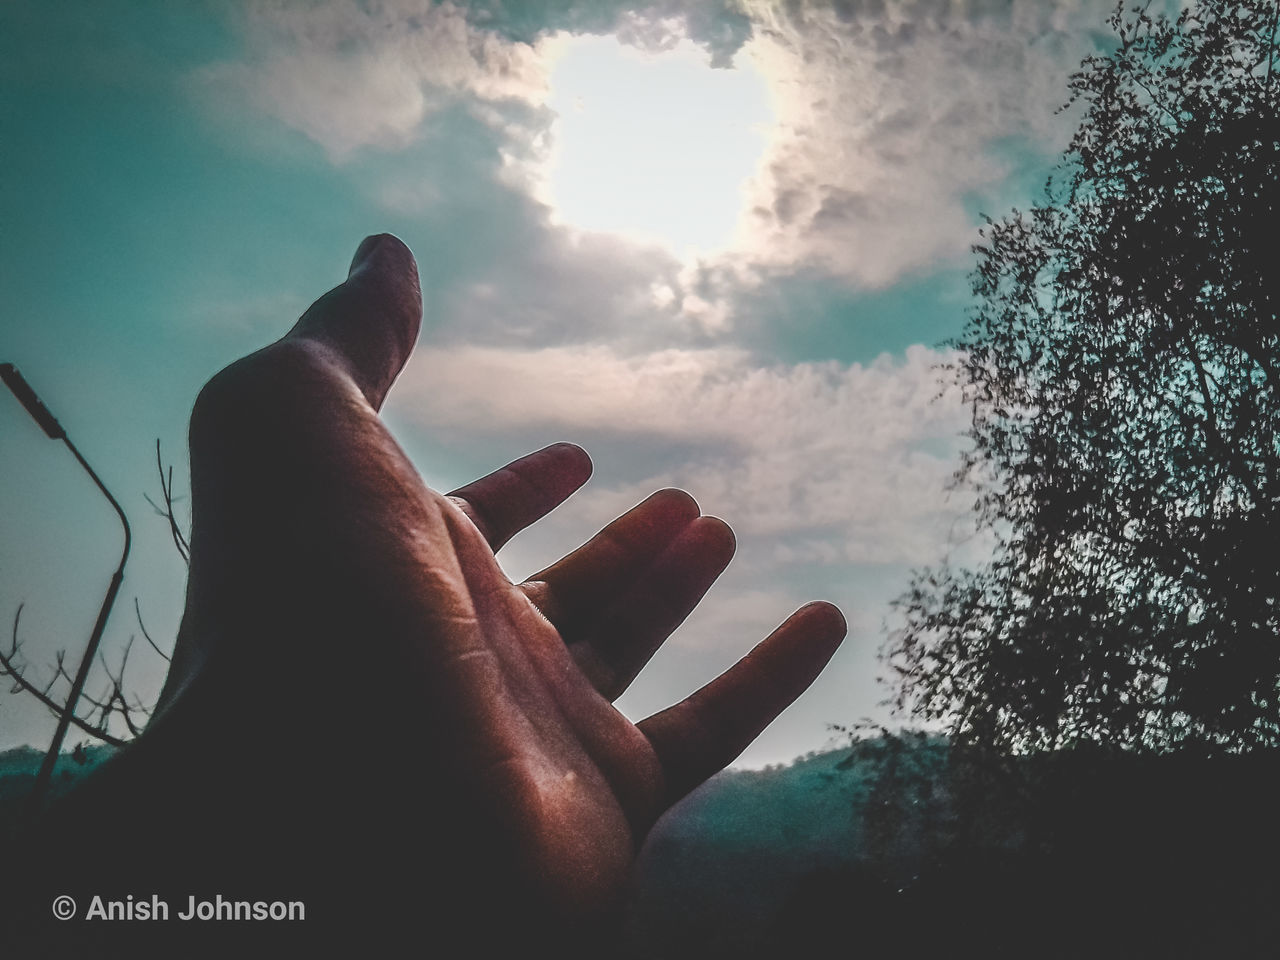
[886,0,1280,753]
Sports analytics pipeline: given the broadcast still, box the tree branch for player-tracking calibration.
[0,605,128,749]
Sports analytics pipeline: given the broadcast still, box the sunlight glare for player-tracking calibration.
[540,33,773,258]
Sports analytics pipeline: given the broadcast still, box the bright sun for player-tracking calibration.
[539,33,773,259]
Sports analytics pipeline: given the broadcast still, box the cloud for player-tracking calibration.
[728,0,1117,288]
[201,0,1120,301]
[427,222,698,350]
[200,0,549,160]
[399,341,972,566]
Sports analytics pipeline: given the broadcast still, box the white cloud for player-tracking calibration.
[200,0,549,160]
[429,220,698,349]
[400,341,971,566]
[194,0,1131,339]
[728,0,1116,288]
[203,0,1114,286]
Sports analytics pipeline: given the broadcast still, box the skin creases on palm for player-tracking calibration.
[411,476,670,915]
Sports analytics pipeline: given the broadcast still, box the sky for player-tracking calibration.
[0,0,1121,767]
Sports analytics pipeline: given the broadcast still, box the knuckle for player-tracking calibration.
[188,357,255,449]
[189,342,333,451]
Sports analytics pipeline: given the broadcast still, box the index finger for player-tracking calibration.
[446,443,593,552]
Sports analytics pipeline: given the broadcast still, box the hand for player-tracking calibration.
[38,235,846,950]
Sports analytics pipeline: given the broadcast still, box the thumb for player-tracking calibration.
[288,233,423,410]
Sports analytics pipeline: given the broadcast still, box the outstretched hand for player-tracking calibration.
[33,235,845,952]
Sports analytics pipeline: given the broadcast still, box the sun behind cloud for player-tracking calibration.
[536,31,774,259]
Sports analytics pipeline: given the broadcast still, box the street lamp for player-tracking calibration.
[0,362,131,815]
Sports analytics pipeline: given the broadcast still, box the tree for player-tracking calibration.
[886,0,1280,754]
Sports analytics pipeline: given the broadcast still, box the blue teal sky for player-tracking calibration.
[1,0,1114,765]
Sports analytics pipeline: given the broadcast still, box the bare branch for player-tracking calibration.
[0,604,128,749]
[147,438,190,566]
[1,440,186,751]
[134,597,171,663]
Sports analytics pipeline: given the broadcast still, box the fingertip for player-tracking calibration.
[543,442,593,486]
[349,233,416,279]
[347,233,422,344]
[797,600,848,640]
[646,487,701,523]
[691,514,737,560]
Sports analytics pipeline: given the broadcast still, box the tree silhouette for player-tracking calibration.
[886,0,1280,754]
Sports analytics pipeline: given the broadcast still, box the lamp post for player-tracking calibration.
[0,363,131,815]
